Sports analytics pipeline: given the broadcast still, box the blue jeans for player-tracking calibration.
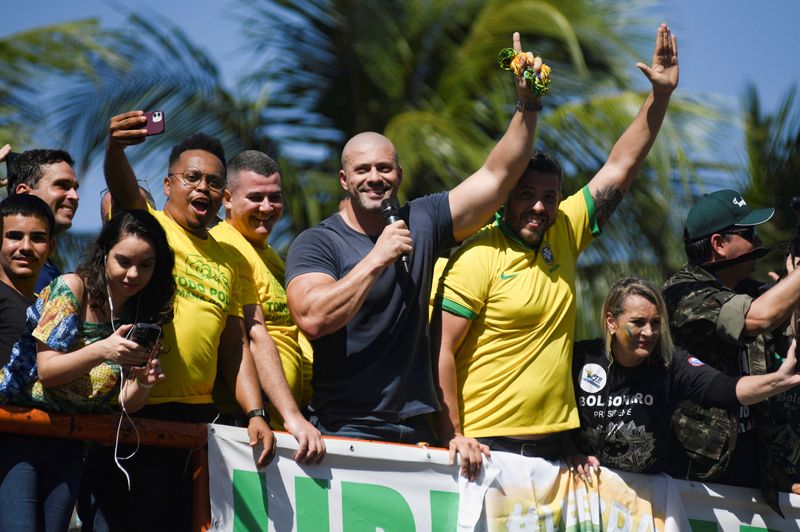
[0,433,83,532]
[310,414,437,445]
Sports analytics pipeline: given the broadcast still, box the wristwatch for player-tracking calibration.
[516,99,543,112]
[245,408,268,421]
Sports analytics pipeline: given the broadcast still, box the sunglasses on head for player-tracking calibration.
[722,226,757,242]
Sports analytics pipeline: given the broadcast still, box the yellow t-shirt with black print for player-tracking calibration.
[148,208,255,405]
[437,186,598,437]
[210,220,313,426]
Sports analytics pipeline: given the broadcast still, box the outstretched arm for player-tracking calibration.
[588,23,679,229]
[104,111,150,210]
[737,339,800,405]
[447,32,540,242]
[745,256,800,335]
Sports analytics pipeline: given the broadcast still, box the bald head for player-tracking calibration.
[341,132,399,169]
[338,132,403,218]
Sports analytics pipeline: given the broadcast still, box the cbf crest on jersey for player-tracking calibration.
[541,243,554,265]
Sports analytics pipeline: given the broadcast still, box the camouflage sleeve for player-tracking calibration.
[716,293,752,345]
[667,283,734,342]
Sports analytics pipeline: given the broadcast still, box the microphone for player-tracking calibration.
[380,197,410,273]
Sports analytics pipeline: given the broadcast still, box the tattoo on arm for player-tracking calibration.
[593,186,624,228]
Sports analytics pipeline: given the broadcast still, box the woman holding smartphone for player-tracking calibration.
[0,209,175,531]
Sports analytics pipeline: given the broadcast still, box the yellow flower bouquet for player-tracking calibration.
[497,48,551,97]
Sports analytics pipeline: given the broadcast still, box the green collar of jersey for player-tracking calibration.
[494,208,539,251]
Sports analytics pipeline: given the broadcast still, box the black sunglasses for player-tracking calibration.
[722,226,757,243]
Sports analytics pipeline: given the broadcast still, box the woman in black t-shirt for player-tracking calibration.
[569,276,800,480]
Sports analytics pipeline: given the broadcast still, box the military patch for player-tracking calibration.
[580,363,606,393]
[541,243,554,265]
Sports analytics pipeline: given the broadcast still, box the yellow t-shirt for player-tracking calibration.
[210,221,313,426]
[148,209,255,404]
[437,186,598,437]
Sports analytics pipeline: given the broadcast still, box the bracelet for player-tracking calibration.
[516,100,543,112]
[136,378,155,389]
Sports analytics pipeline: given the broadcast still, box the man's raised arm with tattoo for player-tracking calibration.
[433,23,679,480]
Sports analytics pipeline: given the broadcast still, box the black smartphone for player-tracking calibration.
[144,111,165,136]
[126,322,161,353]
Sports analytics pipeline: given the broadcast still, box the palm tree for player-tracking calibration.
[0,20,119,150]
[15,1,732,335]
[740,82,800,274]
[237,0,728,335]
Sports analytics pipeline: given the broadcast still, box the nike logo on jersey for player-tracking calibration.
[500,272,518,280]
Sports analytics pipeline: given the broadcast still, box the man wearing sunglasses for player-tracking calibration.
[664,189,800,496]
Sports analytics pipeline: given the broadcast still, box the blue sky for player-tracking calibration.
[5,0,799,232]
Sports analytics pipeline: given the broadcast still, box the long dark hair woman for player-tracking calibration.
[568,276,800,482]
[0,209,175,531]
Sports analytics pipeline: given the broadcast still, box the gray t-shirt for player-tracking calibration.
[285,192,454,423]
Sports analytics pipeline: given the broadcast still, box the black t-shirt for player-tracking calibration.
[285,193,454,423]
[572,338,739,473]
[0,282,34,366]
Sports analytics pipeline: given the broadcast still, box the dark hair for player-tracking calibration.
[683,229,733,265]
[7,149,75,194]
[227,150,280,191]
[0,195,55,238]
[76,210,175,324]
[168,133,226,175]
[527,151,563,181]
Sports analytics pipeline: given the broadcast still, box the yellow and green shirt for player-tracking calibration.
[210,220,313,427]
[436,186,598,437]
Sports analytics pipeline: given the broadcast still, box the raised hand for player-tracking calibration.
[637,23,679,95]
[108,111,148,150]
[0,144,11,187]
[512,32,543,103]
[776,339,800,384]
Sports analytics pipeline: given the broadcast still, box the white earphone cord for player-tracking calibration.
[107,278,142,492]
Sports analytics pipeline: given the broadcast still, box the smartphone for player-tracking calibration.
[144,111,165,136]
[126,322,161,353]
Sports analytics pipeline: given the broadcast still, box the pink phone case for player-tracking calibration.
[144,111,165,135]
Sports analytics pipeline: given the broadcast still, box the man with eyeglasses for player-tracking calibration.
[91,114,273,531]
[663,189,800,496]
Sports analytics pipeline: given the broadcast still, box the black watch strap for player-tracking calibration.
[245,408,268,420]
[516,99,543,112]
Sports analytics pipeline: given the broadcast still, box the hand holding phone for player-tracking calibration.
[144,111,166,136]
[126,323,161,353]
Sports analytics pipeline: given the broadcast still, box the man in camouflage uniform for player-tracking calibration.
[664,189,800,491]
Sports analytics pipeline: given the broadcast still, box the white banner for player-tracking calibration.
[207,424,800,531]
